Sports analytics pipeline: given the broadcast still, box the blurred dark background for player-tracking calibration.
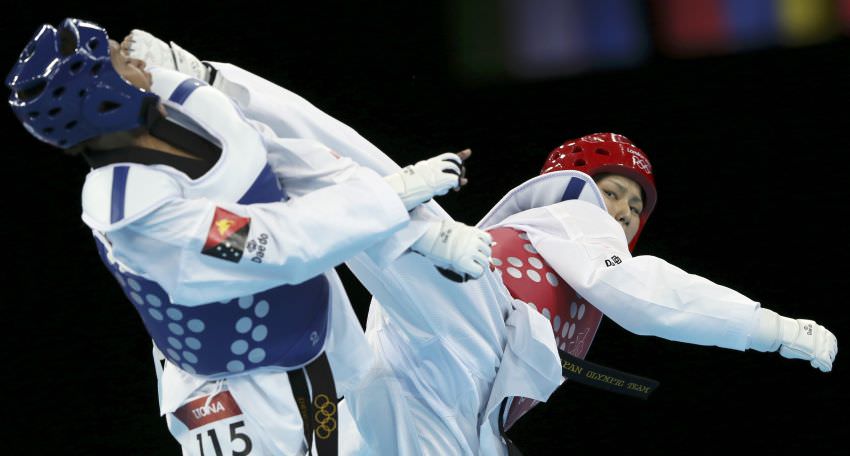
[2,1,849,454]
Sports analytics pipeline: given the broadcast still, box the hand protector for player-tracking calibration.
[751,308,837,372]
[411,220,492,280]
[385,152,464,211]
[122,29,210,82]
[777,317,837,373]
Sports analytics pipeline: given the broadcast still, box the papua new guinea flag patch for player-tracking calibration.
[202,207,251,263]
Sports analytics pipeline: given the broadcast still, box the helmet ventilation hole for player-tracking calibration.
[90,62,102,76]
[595,148,609,155]
[48,107,62,117]
[58,27,78,56]
[87,38,100,51]
[52,87,65,98]
[70,60,84,74]
[572,146,583,153]
[65,120,77,130]
[16,80,46,101]
[574,159,586,166]
[98,101,120,113]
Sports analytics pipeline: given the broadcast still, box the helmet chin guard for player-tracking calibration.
[6,18,159,149]
[541,133,657,250]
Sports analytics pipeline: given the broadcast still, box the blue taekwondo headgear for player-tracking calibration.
[6,18,160,149]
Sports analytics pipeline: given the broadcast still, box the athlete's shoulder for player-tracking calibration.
[478,170,604,229]
[151,67,259,148]
[81,164,183,232]
[149,67,210,103]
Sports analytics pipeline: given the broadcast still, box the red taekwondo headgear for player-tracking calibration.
[541,133,657,251]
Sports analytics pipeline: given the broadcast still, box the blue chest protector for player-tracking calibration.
[94,163,331,378]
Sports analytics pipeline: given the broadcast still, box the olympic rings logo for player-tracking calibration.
[313,394,337,439]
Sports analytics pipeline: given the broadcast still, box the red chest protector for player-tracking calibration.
[487,226,604,429]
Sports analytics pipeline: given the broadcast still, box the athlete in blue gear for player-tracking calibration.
[7,18,492,455]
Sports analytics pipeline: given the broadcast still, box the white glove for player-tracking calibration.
[385,152,465,211]
[122,29,210,82]
[750,308,837,372]
[778,318,837,372]
[411,220,492,280]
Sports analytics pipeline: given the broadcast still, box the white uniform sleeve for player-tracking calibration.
[224,70,435,268]
[250,119,362,194]
[248,121,431,268]
[208,62,402,176]
[102,165,409,306]
[498,200,761,351]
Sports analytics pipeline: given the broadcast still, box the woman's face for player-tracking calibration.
[596,174,644,244]
[108,39,152,91]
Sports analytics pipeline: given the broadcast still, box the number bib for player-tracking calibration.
[168,390,263,456]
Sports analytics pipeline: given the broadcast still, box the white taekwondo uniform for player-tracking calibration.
[164,62,767,455]
[81,67,412,455]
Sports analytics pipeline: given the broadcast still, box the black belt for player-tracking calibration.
[558,349,659,400]
[288,352,338,456]
[498,398,526,456]
[498,350,660,453]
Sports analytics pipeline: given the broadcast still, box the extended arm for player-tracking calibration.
[124,30,492,279]
[82,143,410,305]
[499,200,837,372]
